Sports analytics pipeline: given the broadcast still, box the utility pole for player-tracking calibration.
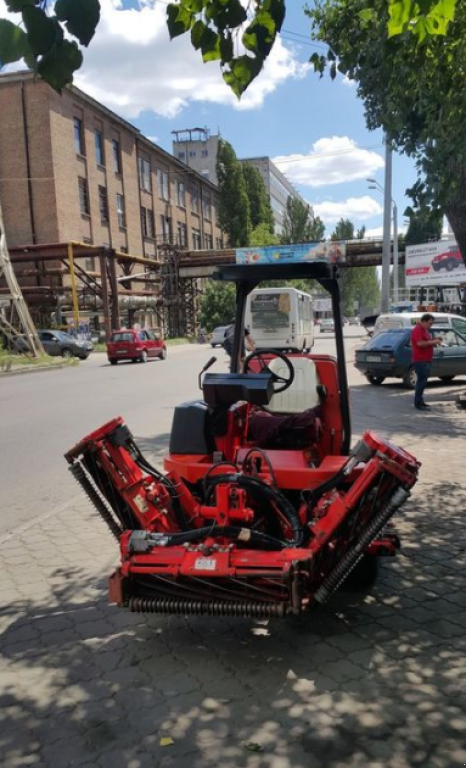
[381,141,392,312]
[0,198,43,356]
[393,201,399,303]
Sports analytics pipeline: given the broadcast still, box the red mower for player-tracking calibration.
[66,261,419,619]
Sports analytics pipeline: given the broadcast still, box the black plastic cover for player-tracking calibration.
[169,400,216,455]
[202,372,274,407]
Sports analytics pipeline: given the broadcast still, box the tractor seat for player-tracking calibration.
[267,357,324,414]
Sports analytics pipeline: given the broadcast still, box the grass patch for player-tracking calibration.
[0,352,78,372]
[165,337,194,346]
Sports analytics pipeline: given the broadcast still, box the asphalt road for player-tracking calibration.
[0,327,364,538]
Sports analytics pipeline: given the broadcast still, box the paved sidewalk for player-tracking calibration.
[1,370,466,768]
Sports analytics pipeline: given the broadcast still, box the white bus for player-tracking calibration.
[245,287,314,352]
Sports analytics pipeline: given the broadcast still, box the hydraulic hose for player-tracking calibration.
[204,473,303,547]
[129,525,287,552]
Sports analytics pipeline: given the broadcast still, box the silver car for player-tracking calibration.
[210,325,228,347]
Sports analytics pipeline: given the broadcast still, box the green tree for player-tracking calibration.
[216,139,252,247]
[309,215,326,241]
[242,163,274,233]
[0,2,455,94]
[404,205,443,247]
[307,0,466,260]
[330,219,380,314]
[249,223,279,247]
[199,280,235,332]
[281,197,318,244]
[331,218,354,241]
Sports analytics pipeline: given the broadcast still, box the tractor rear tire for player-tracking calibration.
[346,554,379,588]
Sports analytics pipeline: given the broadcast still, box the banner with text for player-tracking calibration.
[405,240,466,287]
[236,241,346,265]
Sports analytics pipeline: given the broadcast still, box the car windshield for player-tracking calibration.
[54,331,74,341]
[364,331,408,349]
[111,332,135,343]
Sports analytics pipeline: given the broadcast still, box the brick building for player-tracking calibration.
[0,71,224,335]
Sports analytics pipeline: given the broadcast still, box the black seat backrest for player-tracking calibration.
[202,372,274,407]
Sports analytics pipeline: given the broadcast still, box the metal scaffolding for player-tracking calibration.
[0,199,43,355]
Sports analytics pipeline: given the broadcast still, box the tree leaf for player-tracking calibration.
[191,19,207,50]
[223,55,263,97]
[201,27,221,62]
[55,0,101,47]
[22,5,58,56]
[37,39,83,92]
[166,3,191,39]
[0,19,31,65]
[5,0,37,11]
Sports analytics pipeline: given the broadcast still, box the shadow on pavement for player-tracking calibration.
[1,480,466,768]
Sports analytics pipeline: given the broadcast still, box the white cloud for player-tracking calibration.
[314,196,383,224]
[69,0,307,119]
[272,136,384,188]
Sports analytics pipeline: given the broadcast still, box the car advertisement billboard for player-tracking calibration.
[405,240,466,287]
[236,241,346,265]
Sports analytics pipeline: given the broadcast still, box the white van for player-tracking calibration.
[245,287,314,352]
[374,311,466,337]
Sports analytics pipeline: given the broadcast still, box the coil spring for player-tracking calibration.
[69,462,122,540]
[314,486,410,605]
[129,596,287,618]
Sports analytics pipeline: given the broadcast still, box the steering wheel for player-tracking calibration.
[242,349,295,394]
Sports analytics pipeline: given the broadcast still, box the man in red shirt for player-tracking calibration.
[411,314,442,410]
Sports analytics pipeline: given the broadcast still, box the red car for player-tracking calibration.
[107,329,167,364]
[431,248,463,272]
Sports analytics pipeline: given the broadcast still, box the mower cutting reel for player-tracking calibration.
[66,261,419,618]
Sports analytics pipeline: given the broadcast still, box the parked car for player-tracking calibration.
[38,330,93,359]
[355,327,466,388]
[210,325,228,347]
[107,329,167,364]
[431,248,463,272]
[320,318,335,333]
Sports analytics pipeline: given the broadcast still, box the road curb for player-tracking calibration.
[0,362,70,377]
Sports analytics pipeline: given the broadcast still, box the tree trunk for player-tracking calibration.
[445,200,466,266]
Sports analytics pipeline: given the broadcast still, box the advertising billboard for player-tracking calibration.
[405,240,466,287]
[236,241,346,265]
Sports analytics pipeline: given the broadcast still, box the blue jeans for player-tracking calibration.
[413,361,431,406]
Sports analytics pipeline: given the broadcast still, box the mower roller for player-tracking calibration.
[66,261,419,618]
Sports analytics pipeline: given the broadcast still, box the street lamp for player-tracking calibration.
[367,178,399,305]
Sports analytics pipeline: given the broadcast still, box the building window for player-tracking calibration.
[157,169,169,201]
[189,150,196,158]
[95,129,104,166]
[78,177,89,215]
[178,151,185,159]
[112,139,121,173]
[74,118,84,155]
[204,233,213,249]
[98,186,109,223]
[116,193,126,229]
[202,149,208,157]
[176,180,186,208]
[160,215,171,243]
[203,193,211,220]
[190,184,199,214]
[177,222,188,247]
[216,237,224,249]
[138,157,152,192]
[192,227,201,250]
[141,206,155,239]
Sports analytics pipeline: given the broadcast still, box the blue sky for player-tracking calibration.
[1,0,419,237]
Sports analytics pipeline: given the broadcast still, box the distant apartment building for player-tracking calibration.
[0,73,224,260]
[172,129,312,234]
